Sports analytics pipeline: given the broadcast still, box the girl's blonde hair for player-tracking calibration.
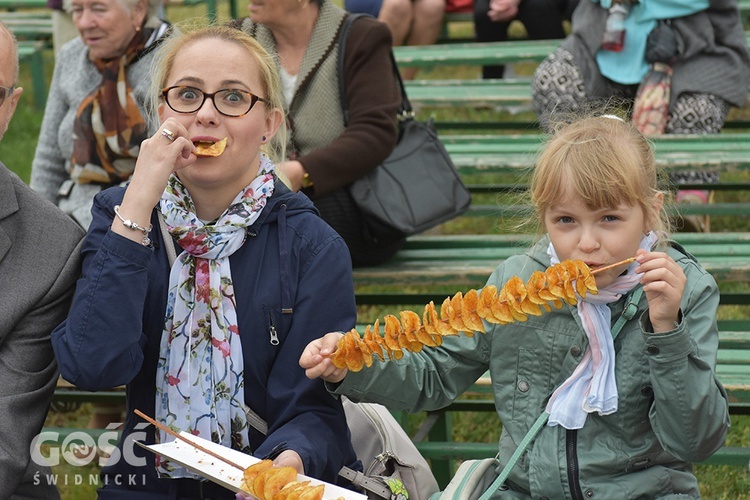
[147,23,287,162]
[530,115,669,240]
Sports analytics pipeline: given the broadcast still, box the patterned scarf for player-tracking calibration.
[155,156,276,478]
[545,231,658,429]
[70,26,160,186]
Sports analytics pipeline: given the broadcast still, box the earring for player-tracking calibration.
[135,26,141,32]
[262,136,267,141]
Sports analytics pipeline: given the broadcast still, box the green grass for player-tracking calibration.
[5,7,749,499]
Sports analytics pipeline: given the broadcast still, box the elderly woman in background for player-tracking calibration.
[30,0,170,229]
[239,0,402,267]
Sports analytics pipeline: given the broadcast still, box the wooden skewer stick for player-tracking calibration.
[134,409,246,472]
[589,257,636,275]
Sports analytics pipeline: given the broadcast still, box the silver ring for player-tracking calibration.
[161,128,176,142]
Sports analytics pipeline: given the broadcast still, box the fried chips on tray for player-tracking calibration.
[241,460,328,500]
[330,259,599,372]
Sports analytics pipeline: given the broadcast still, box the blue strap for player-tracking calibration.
[477,286,644,498]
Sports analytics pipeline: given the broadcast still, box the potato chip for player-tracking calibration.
[264,466,298,500]
[276,481,311,500]
[297,484,325,500]
[253,466,273,499]
[194,137,228,157]
[242,460,274,495]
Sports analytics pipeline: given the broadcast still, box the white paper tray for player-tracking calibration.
[136,432,366,499]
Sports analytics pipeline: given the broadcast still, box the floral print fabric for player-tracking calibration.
[155,155,276,478]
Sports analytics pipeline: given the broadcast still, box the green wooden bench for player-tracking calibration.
[405,78,750,130]
[17,39,46,110]
[0,10,52,38]
[439,132,750,219]
[0,0,47,9]
[398,32,750,130]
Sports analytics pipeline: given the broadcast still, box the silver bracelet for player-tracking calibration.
[113,205,153,246]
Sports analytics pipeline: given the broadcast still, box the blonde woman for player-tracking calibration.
[52,25,359,497]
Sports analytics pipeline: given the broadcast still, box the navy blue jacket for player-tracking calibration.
[52,179,359,498]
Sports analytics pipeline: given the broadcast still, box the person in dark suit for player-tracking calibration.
[0,21,85,498]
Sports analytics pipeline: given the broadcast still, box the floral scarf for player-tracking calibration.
[70,24,167,186]
[545,231,658,429]
[155,156,276,478]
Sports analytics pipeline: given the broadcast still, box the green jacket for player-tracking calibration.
[334,238,728,499]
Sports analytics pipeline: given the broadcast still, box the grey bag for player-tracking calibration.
[431,458,499,500]
[339,397,440,500]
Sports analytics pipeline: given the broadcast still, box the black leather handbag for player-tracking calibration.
[339,14,472,245]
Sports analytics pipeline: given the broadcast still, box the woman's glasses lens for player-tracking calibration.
[163,86,262,117]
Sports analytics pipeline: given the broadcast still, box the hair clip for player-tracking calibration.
[600,114,625,122]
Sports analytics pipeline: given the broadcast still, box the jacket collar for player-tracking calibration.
[0,163,20,264]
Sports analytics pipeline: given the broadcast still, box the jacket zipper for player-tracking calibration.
[268,313,279,345]
[566,429,584,500]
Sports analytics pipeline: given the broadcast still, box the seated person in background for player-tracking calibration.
[239,0,403,267]
[301,114,729,500]
[50,23,359,497]
[345,0,446,80]
[344,0,382,17]
[0,22,85,498]
[474,0,578,78]
[47,0,78,55]
[30,0,171,230]
[531,0,750,232]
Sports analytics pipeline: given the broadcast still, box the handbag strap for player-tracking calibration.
[157,214,177,266]
[336,13,412,127]
[478,286,645,499]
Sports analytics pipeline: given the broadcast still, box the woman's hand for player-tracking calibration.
[127,118,197,204]
[277,160,307,192]
[488,0,520,22]
[299,332,349,383]
[112,118,197,244]
[635,249,686,333]
[273,450,304,474]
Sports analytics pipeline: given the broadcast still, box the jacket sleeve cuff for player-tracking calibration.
[640,310,696,363]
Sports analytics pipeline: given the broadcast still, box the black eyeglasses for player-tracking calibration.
[0,85,15,107]
[161,86,267,117]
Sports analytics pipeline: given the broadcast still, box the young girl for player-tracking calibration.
[300,115,729,498]
[51,25,359,497]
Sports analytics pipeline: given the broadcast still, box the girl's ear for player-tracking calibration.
[648,192,664,231]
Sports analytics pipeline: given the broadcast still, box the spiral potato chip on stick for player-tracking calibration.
[330,258,635,371]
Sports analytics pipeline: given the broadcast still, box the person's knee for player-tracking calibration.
[666,94,730,134]
[415,0,446,23]
[532,48,586,129]
[380,0,413,19]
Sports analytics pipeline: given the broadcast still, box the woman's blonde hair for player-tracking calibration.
[530,114,669,241]
[147,22,287,162]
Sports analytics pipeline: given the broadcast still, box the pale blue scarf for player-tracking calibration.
[545,231,658,429]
